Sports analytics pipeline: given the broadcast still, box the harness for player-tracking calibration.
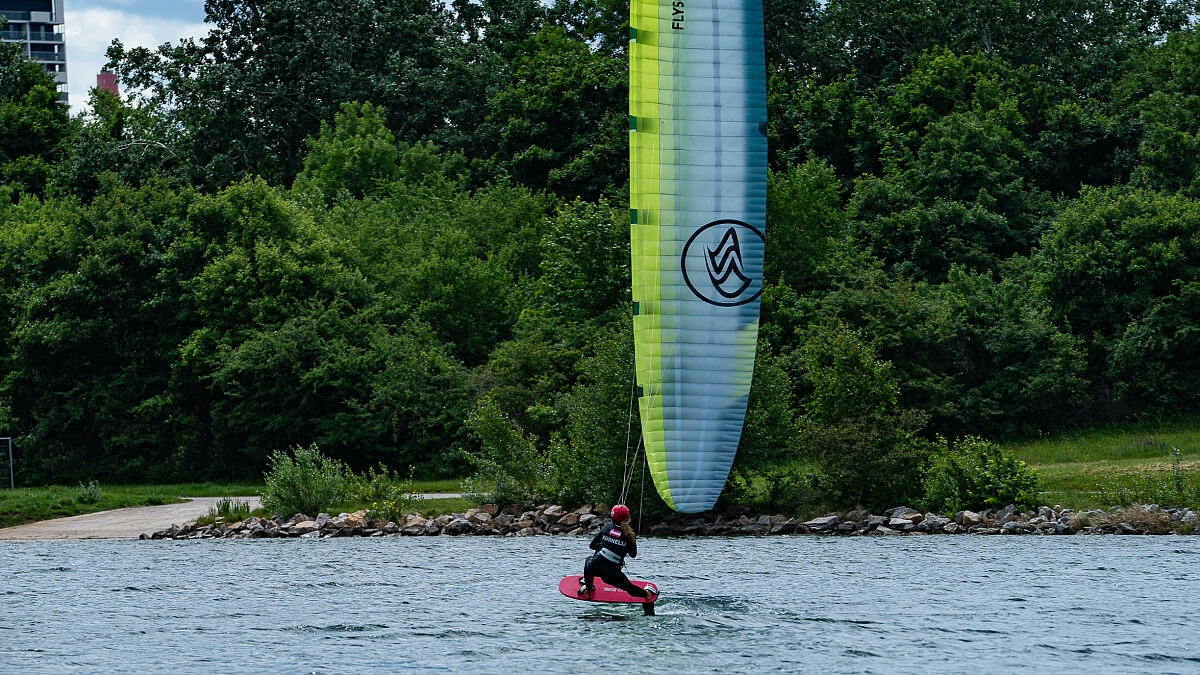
[597,547,623,564]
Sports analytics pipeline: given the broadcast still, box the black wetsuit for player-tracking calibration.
[583,521,648,598]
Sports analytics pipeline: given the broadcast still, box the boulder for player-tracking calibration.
[559,512,581,527]
[844,508,871,522]
[887,506,920,520]
[444,518,473,535]
[923,515,951,531]
[836,522,857,533]
[803,515,840,531]
[887,518,913,530]
[871,526,902,535]
[544,505,565,517]
[1000,521,1024,534]
[942,522,964,534]
[770,520,798,535]
[345,511,367,528]
[292,520,317,534]
[401,524,425,536]
[956,511,984,527]
[479,504,499,516]
[1116,522,1140,535]
[315,513,330,528]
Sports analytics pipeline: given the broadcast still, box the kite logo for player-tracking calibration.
[681,219,764,306]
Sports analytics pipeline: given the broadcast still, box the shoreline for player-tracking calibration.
[142,502,1199,540]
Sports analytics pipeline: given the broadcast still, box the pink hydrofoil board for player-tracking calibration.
[558,575,659,604]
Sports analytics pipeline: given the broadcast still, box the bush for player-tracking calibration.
[260,444,348,517]
[799,325,932,510]
[464,397,557,506]
[75,480,102,504]
[351,464,419,523]
[197,497,254,525]
[923,436,1039,513]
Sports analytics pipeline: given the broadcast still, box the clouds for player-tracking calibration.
[64,3,208,114]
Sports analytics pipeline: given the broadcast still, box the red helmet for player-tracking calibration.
[611,504,631,522]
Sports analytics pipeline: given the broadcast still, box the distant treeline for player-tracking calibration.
[0,1,1197,510]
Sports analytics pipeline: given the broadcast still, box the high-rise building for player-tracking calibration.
[1,0,67,104]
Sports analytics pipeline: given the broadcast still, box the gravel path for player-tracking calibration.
[0,493,462,541]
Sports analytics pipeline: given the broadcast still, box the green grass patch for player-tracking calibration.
[1004,416,1200,509]
[0,477,472,530]
[0,483,261,529]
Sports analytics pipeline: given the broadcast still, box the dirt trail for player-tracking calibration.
[0,497,262,541]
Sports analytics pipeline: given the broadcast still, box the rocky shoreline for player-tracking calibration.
[142,502,1198,540]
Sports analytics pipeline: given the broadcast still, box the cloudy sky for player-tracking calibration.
[64,0,209,113]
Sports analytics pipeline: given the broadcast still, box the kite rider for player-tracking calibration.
[579,504,657,600]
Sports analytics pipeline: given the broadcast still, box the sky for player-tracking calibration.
[63,0,209,114]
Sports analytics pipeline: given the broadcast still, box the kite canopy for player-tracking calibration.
[629,0,767,513]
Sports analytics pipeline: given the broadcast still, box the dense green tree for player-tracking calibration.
[0,182,200,482]
[486,27,626,199]
[293,102,402,204]
[109,0,454,188]
[536,198,630,320]
[1120,30,1200,198]
[765,158,846,292]
[798,324,930,509]
[1035,186,1200,414]
[52,90,188,201]
[0,34,69,195]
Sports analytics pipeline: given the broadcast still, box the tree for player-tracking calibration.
[293,102,401,204]
[108,0,454,188]
[798,324,930,509]
[1035,186,1200,414]
[0,33,69,195]
[486,27,626,199]
[1120,29,1200,198]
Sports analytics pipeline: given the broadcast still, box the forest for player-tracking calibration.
[1,0,1198,513]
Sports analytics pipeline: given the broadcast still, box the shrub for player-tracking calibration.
[352,464,418,523]
[260,444,348,517]
[75,480,102,505]
[799,325,932,509]
[197,497,254,526]
[464,397,557,506]
[923,436,1039,513]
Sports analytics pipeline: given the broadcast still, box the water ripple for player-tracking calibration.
[1,537,1197,673]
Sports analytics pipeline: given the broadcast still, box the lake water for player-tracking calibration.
[3,535,1198,673]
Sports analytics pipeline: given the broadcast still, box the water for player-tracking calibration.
[3,536,1199,673]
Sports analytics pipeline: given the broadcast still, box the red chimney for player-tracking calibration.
[97,71,119,96]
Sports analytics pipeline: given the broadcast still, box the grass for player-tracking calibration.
[0,483,248,529]
[0,479,471,529]
[1004,416,1200,510]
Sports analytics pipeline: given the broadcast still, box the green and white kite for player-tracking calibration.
[630,0,767,512]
